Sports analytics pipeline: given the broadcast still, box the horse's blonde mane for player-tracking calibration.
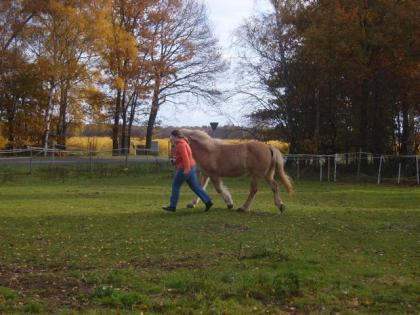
[180,129,223,151]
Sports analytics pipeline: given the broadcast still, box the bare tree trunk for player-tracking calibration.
[360,79,369,153]
[6,116,15,149]
[112,89,121,155]
[120,89,127,154]
[127,94,138,154]
[400,101,411,155]
[395,99,402,155]
[5,99,16,149]
[358,79,370,170]
[43,82,55,156]
[146,79,161,149]
[314,89,320,154]
[57,79,69,148]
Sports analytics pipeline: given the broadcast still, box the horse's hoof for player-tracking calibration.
[279,204,286,213]
[186,203,195,208]
[227,204,234,209]
[237,207,247,212]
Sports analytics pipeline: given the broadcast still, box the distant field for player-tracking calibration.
[0,136,289,156]
[0,171,418,314]
[66,137,171,156]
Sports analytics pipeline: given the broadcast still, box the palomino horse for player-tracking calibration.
[180,129,293,212]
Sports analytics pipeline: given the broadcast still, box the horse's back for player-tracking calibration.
[213,141,272,177]
[244,142,272,173]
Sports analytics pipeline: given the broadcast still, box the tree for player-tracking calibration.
[24,1,107,151]
[143,0,226,149]
[0,50,45,148]
[97,0,155,154]
[0,0,51,49]
[235,0,419,155]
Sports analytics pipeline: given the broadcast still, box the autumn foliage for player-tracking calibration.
[0,0,225,151]
[236,0,419,155]
[1,0,418,155]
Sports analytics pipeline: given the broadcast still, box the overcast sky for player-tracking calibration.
[158,0,271,127]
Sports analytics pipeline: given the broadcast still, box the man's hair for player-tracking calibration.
[171,130,183,138]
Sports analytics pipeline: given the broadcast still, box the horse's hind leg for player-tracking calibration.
[187,174,210,208]
[238,176,259,212]
[210,176,234,209]
[265,169,285,212]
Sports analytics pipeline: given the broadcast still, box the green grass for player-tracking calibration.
[0,168,419,314]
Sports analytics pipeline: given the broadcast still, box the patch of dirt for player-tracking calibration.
[0,264,92,309]
[129,252,210,271]
[0,253,212,309]
[198,220,250,234]
[368,275,410,286]
[222,222,250,232]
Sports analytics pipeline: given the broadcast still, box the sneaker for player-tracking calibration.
[162,206,176,212]
[204,201,213,212]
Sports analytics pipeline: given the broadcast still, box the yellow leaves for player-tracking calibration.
[0,134,7,149]
[98,18,140,83]
[46,1,90,39]
[110,28,138,61]
[82,85,108,109]
[114,77,126,90]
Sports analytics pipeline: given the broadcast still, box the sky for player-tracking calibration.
[158,0,272,128]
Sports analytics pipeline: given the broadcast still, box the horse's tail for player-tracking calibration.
[270,146,293,194]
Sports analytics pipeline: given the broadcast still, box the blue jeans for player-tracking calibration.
[170,165,211,208]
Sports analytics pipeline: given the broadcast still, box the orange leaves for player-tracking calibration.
[114,77,126,90]
[0,0,226,150]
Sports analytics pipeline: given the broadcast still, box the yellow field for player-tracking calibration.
[65,137,289,155]
[0,136,290,155]
[66,137,171,156]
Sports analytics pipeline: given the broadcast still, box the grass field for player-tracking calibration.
[0,169,418,314]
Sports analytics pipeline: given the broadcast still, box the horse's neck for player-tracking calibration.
[190,141,215,163]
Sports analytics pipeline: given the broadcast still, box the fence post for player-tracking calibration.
[297,157,300,181]
[125,148,128,169]
[416,155,419,185]
[397,162,401,184]
[29,148,33,175]
[357,150,362,178]
[320,157,323,182]
[377,155,383,184]
[334,153,337,182]
[89,150,93,173]
[327,156,330,182]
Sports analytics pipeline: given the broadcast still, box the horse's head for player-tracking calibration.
[180,129,220,151]
[180,128,207,143]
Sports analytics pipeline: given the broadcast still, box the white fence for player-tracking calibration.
[0,146,168,174]
[284,152,419,184]
[0,148,419,185]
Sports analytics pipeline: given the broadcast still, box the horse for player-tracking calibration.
[180,129,293,212]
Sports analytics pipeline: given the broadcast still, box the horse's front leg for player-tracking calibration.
[210,176,234,209]
[187,173,210,208]
[238,176,260,212]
